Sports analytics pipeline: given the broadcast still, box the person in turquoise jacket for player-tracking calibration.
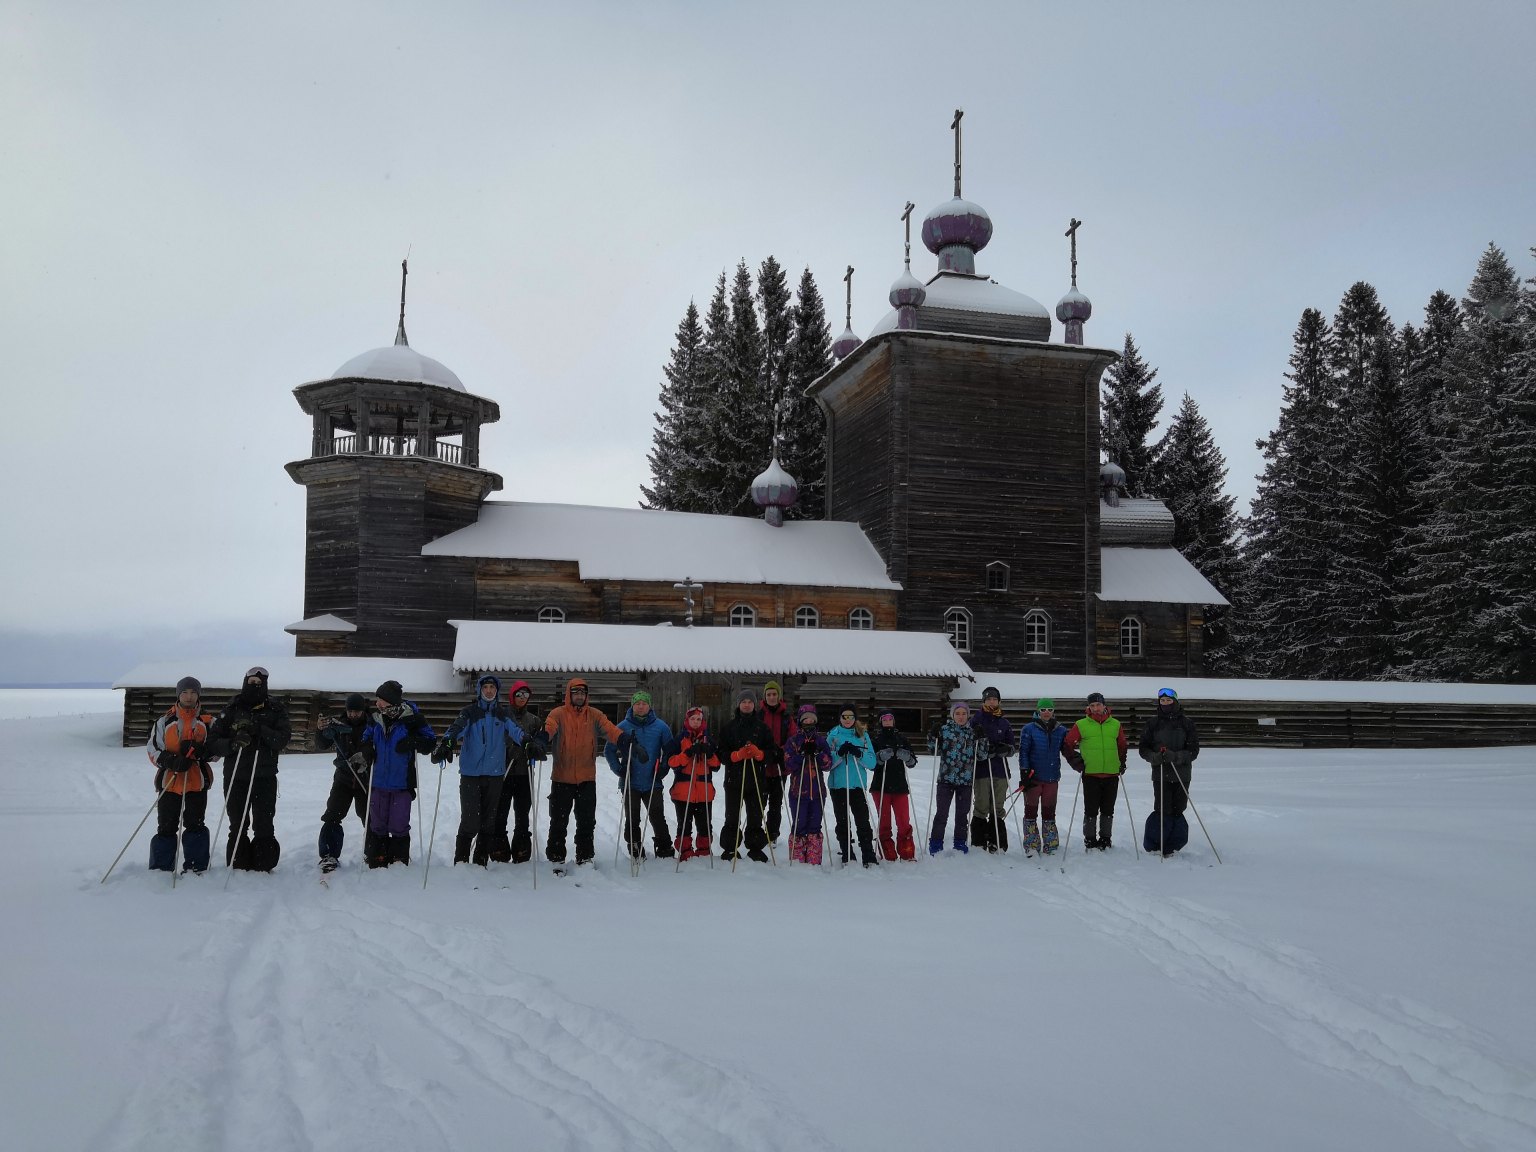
[437,674,526,866]
[826,706,879,867]
[605,690,675,860]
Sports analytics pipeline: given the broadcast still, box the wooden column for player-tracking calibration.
[355,390,371,454]
[416,399,433,458]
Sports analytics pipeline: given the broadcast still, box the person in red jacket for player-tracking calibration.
[666,707,719,860]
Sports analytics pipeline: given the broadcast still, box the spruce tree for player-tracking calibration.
[642,300,709,510]
[782,267,833,519]
[1154,393,1243,672]
[1241,308,1338,678]
[711,260,767,516]
[1101,333,1164,496]
[693,272,736,514]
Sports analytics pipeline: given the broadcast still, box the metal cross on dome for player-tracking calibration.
[951,108,964,198]
[843,265,854,329]
[1065,218,1082,289]
[901,201,916,270]
[673,577,704,628]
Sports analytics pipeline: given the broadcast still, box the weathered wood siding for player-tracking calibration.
[1095,601,1202,677]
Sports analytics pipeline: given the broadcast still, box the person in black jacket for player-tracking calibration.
[315,693,372,872]
[869,711,917,861]
[1138,688,1200,853]
[489,680,547,863]
[209,666,292,871]
[715,689,775,862]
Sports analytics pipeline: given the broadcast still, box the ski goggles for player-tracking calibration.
[1157,688,1178,700]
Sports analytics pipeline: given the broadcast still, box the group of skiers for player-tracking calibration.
[145,671,1204,875]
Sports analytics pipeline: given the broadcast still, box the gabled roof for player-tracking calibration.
[283,614,357,634]
[1099,547,1229,606]
[423,502,901,590]
[449,620,973,679]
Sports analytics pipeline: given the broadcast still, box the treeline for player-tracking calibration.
[643,258,833,519]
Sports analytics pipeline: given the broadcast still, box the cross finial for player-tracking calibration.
[395,255,410,346]
[950,108,964,198]
[901,201,916,270]
[673,577,704,628]
[1065,219,1082,289]
[843,265,855,328]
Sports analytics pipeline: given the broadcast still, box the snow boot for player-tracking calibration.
[879,833,897,861]
[654,840,676,860]
[696,837,712,860]
[365,832,389,869]
[790,832,822,865]
[1042,820,1059,854]
[388,835,409,866]
[676,835,694,860]
[246,836,280,872]
[320,856,339,874]
[897,829,916,861]
[1099,812,1114,851]
[970,814,992,853]
[929,837,944,856]
[953,838,969,855]
[510,832,532,864]
[454,834,473,865]
[747,847,769,863]
[149,833,176,872]
[181,826,210,874]
[1022,820,1042,857]
[488,833,512,864]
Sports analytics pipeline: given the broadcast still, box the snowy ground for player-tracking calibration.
[5,692,1535,1152]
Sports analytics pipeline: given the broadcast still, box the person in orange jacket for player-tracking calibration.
[542,678,624,865]
[146,676,217,873]
[666,706,720,860]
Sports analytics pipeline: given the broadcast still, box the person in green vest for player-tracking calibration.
[1062,691,1128,850]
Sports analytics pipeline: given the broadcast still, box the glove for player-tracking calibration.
[1118,764,1127,775]
[898,749,917,767]
[401,710,424,731]
[317,715,336,730]
[524,739,549,763]
[692,741,714,759]
[182,740,205,764]
[729,748,747,763]
[877,747,895,763]
[800,738,818,755]
[741,743,765,762]
[1018,768,1037,790]
[837,741,859,758]
[348,751,369,772]
[431,735,456,763]
[618,731,637,753]
[156,749,184,773]
[990,741,1012,756]
[231,718,256,749]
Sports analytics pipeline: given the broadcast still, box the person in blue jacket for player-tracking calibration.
[361,680,436,868]
[437,674,526,867]
[605,690,675,860]
[1016,697,1068,855]
[826,706,879,867]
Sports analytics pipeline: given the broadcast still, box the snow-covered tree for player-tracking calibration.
[781,267,833,519]
[1153,392,1243,672]
[1101,333,1164,497]
[642,300,721,513]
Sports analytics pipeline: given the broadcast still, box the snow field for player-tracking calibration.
[3,701,1534,1151]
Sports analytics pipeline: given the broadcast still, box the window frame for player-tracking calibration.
[729,603,757,628]
[847,607,874,631]
[1023,609,1051,656]
[537,606,566,624]
[1120,615,1144,659]
[794,605,819,629]
[944,606,972,653]
[986,561,1010,592]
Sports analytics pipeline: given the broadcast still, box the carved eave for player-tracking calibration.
[292,377,500,424]
[284,451,503,495]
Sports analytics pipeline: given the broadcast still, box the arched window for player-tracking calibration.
[1120,616,1143,658]
[729,604,757,628]
[537,606,566,623]
[986,561,1010,592]
[848,607,874,631]
[1024,609,1051,655]
[944,607,972,653]
[794,605,819,629]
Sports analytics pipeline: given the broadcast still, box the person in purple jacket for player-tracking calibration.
[784,704,833,865]
[969,686,1015,853]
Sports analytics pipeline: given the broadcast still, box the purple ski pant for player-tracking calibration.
[369,787,412,836]
[930,781,973,843]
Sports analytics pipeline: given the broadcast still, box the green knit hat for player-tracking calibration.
[764,680,782,694]
[631,690,651,705]
[1036,698,1056,711]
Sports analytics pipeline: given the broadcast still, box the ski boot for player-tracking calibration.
[1042,820,1060,855]
[1022,820,1042,857]
[929,837,944,856]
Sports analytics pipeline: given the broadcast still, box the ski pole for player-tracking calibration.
[1118,773,1141,859]
[100,783,170,884]
[1062,769,1082,855]
[210,767,229,863]
[423,761,446,889]
[1159,760,1166,862]
[749,757,775,866]
[171,780,187,888]
[360,767,375,877]
[615,743,633,870]
[925,735,938,865]
[224,766,258,891]
[1169,768,1221,863]
[640,759,668,872]
[530,757,543,891]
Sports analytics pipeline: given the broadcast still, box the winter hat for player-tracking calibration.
[175,676,202,696]
[243,666,269,684]
[631,689,652,705]
[950,701,971,716]
[1086,691,1106,706]
[878,711,895,726]
[1036,698,1056,711]
[796,703,819,722]
[764,680,782,695]
[376,680,404,707]
[685,705,705,726]
[345,693,367,712]
[1158,687,1179,702]
[982,686,1001,702]
[736,688,756,708]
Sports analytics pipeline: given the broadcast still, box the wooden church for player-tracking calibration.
[281,117,1224,687]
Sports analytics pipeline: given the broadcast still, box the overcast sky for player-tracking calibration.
[2,1,1532,681]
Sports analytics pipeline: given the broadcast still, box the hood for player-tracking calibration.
[564,678,588,708]
[476,674,502,709]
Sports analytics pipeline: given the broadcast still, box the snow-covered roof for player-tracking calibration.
[113,657,463,694]
[283,614,358,634]
[953,674,1536,707]
[319,344,466,392]
[1100,499,1175,545]
[869,272,1049,337]
[423,502,901,590]
[449,620,974,679]
[1099,547,1229,605]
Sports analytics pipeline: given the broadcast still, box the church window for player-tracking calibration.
[794,606,819,629]
[986,562,1010,592]
[944,607,972,653]
[848,607,874,631]
[1120,616,1143,658]
[1024,609,1051,655]
[729,604,757,628]
[537,606,566,624]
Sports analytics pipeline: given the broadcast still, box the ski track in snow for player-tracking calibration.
[1023,864,1536,1151]
[88,871,832,1152]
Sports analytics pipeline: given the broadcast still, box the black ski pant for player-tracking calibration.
[545,780,596,863]
[457,775,503,864]
[491,770,533,861]
[223,768,278,867]
[1150,762,1192,817]
[622,788,674,857]
[1083,774,1120,843]
[318,766,367,860]
[830,787,876,863]
[673,800,711,841]
[720,764,767,855]
[762,773,786,842]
